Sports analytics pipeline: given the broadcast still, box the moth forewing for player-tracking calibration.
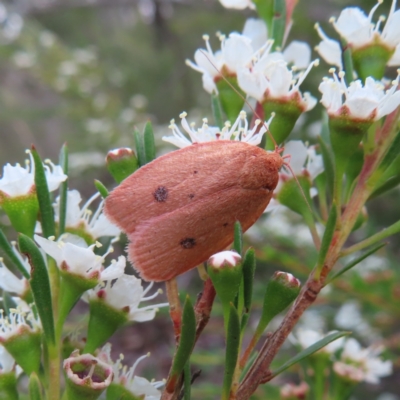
[104,140,283,281]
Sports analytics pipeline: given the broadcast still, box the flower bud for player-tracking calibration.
[0,307,41,376]
[63,350,113,400]
[280,381,309,399]
[0,194,39,237]
[208,250,243,334]
[106,148,138,184]
[255,272,300,335]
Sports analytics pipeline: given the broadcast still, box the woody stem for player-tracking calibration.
[165,278,182,343]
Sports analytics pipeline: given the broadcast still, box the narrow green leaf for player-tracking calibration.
[242,248,256,312]
[31,147,55,238]
[233,221,243,255]
[327,243,386,284]
[222,304,240,400]
[341,38,354,84]
[271,0,286,50]
[211,92,223,129]
[379,130,400,172]
[316,205,337,272]
[18,234,55,344]
[143,121,156,164]
[0,228,30,279]
[318,132,334,196]
[94,180,109,199]
[2,292,17,316]
[58,143,69,237]
[183,361,191,400]
[167,296,196,391]
[133,127,146,167]
[29,372,44,400]
[369,174,400,199]
[271,331,350,378]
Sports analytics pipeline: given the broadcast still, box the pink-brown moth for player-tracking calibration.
[104,140,283,282]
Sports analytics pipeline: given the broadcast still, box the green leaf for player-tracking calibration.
[31,147,55,239]
[242,248,256,313]
[133,127,146,167]
[379,130,400,172]
[271,331,350,378]
[222,304,240,400]
[183,361,191,400]
[94,180,109,199]
[0,228,30,279]
[233,221,243,255]
[93,180,109,199]
[327,243,386,284]
[29,372,44,400]
[341,38,354,84]
[2,292,17,316]
[166,296,196,393]
[318,132,334,196]
[144,121,156,164]
[0,370,19,400]
[271,0,286,50]
[211,92,223,129]
[18,234,55,344]
[316,205,337,272]
[58,143,69,237]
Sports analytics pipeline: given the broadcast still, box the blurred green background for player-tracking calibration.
[1,0,399,399]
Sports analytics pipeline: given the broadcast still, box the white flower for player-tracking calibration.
[267,141,323,206]
[34,234,125,281]
[0,304,41,342]
[281,141,324,180]
[295,329,344,354]
[1,12,23,41]
[39,31,56,47]
[283,41,312,70]
[334,301,378,341]
[63,351,113,390]
[186,33,254,94]
[163,110,271,148]
[316,1,400,67]
[337,338,392,384]
[43,159,68,191]
[281,382,309,399]
[319,70,400,120]
[54,190,120,241]
[0,257,29,296]
[0,345,15,373]
[242,18,267,53]
[98,343,163,400]
[0,151,67,198]
[208,250,241,268]
[237,54,318,110]
[58,60,78,76]
[218,0,255,10]
[83,275,168,322]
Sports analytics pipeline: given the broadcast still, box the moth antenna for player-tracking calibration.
[198,49,279,150]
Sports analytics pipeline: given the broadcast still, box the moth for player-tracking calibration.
[104,140,283,281]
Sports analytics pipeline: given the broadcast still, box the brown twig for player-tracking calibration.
[162,278,216,400]
[165,278,182,343]
[194,278,216,341]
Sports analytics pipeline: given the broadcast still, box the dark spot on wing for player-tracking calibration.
[153,186,168,202]
[189,194,195,199]
[180,237,196,249]
[223,222,229,227]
